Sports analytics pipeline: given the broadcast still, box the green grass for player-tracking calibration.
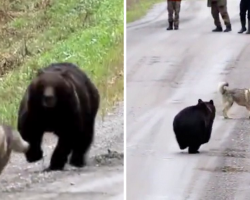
[0,0,124,127]
[126,0,163,23]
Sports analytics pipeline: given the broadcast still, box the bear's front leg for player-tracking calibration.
[69,131,90,168]
[69,122,94,168]
[45,136,72,171]
[188,143,201,154]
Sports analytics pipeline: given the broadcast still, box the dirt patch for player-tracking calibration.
[126,0,138,10]
[198,166,248,173]
[207,148,249,159]
[92,149,124,166]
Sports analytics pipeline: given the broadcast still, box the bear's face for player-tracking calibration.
[197,99,216,118]
[29,71,72,109]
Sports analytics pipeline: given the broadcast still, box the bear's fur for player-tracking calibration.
[0,125,29,175]
[173,99,216,154]
[18,62,100,171]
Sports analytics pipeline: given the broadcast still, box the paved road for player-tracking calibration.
[126,1,250,199]
[0,103,124,200]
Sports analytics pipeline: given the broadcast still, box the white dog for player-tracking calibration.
[0,125,29,175]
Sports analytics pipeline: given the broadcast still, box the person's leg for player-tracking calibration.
[246,1,250,34]
[167,1,174,30]
[174,1,181,30]
[218,5,232,32]
[238,0,247,33]
[211,1,223,32]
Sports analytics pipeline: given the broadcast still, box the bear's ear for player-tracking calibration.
[198,99,203,104]
[37,68,45,76]
[60,69,81,87]
[60,69,69,78]
[209,100,214,105]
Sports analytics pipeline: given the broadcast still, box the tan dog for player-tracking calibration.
[218,82,250,119]
[0,125,29,175]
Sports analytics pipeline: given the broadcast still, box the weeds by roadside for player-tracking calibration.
[126,0,163,23]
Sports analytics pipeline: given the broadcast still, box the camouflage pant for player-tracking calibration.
[211,1,231,27]
[167,1,181,27]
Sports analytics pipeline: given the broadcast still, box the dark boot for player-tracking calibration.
[166,22,173,30]
[212,26,223,32]
[224,24,232,32]
[246,20,250,34]
[174,25,179,30]
[238,19,246,33]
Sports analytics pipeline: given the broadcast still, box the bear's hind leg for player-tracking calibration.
[69,133,93,168]
[46,136,72,171]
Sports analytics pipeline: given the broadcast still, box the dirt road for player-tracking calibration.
[126,1,250,199]
[0,103,124,200]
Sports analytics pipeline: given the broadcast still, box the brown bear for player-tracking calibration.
[17,62,100,171]
[173,99,216,154]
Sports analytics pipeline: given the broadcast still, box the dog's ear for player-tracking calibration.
[209,100,214,105]
[198,99,203,104]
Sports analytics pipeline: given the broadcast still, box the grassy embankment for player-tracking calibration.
[0,0,124,126]
[126,0,163,23]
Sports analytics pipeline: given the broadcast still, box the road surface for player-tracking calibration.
[126,1,250,199]
[0,103,124,200]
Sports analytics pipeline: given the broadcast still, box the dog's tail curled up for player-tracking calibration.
[218,82,229,94]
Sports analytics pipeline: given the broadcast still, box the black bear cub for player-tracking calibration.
[18,62,100,171]
[173,99,216,154]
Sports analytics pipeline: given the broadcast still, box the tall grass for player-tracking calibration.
[0,0,124,127]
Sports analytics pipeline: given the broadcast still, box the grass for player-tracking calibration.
[0,0,124,127]
[126,0,163,23]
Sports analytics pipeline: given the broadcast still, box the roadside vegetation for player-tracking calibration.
[0,0,124,126]
[127,0,163,23]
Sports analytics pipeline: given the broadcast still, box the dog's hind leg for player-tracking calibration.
[245,105,250,119]
[223,101,233,119]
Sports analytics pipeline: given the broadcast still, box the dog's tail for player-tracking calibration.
[10,130,29,153]
[0,125,30,154]
[218,82,229,94]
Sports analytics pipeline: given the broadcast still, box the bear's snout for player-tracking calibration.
[43,95,56,108]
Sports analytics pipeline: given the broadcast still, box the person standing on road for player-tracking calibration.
[207,0,232,32]
[238,0,250,34]
[166,0,181,30]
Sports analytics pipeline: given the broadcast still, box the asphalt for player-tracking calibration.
[126,1,250,199]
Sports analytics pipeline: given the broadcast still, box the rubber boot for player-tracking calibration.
[246,20,250,34]
[212,26,223,32]
[238,19,246,33]
[224,24,232,32]
[166,22,173,30]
